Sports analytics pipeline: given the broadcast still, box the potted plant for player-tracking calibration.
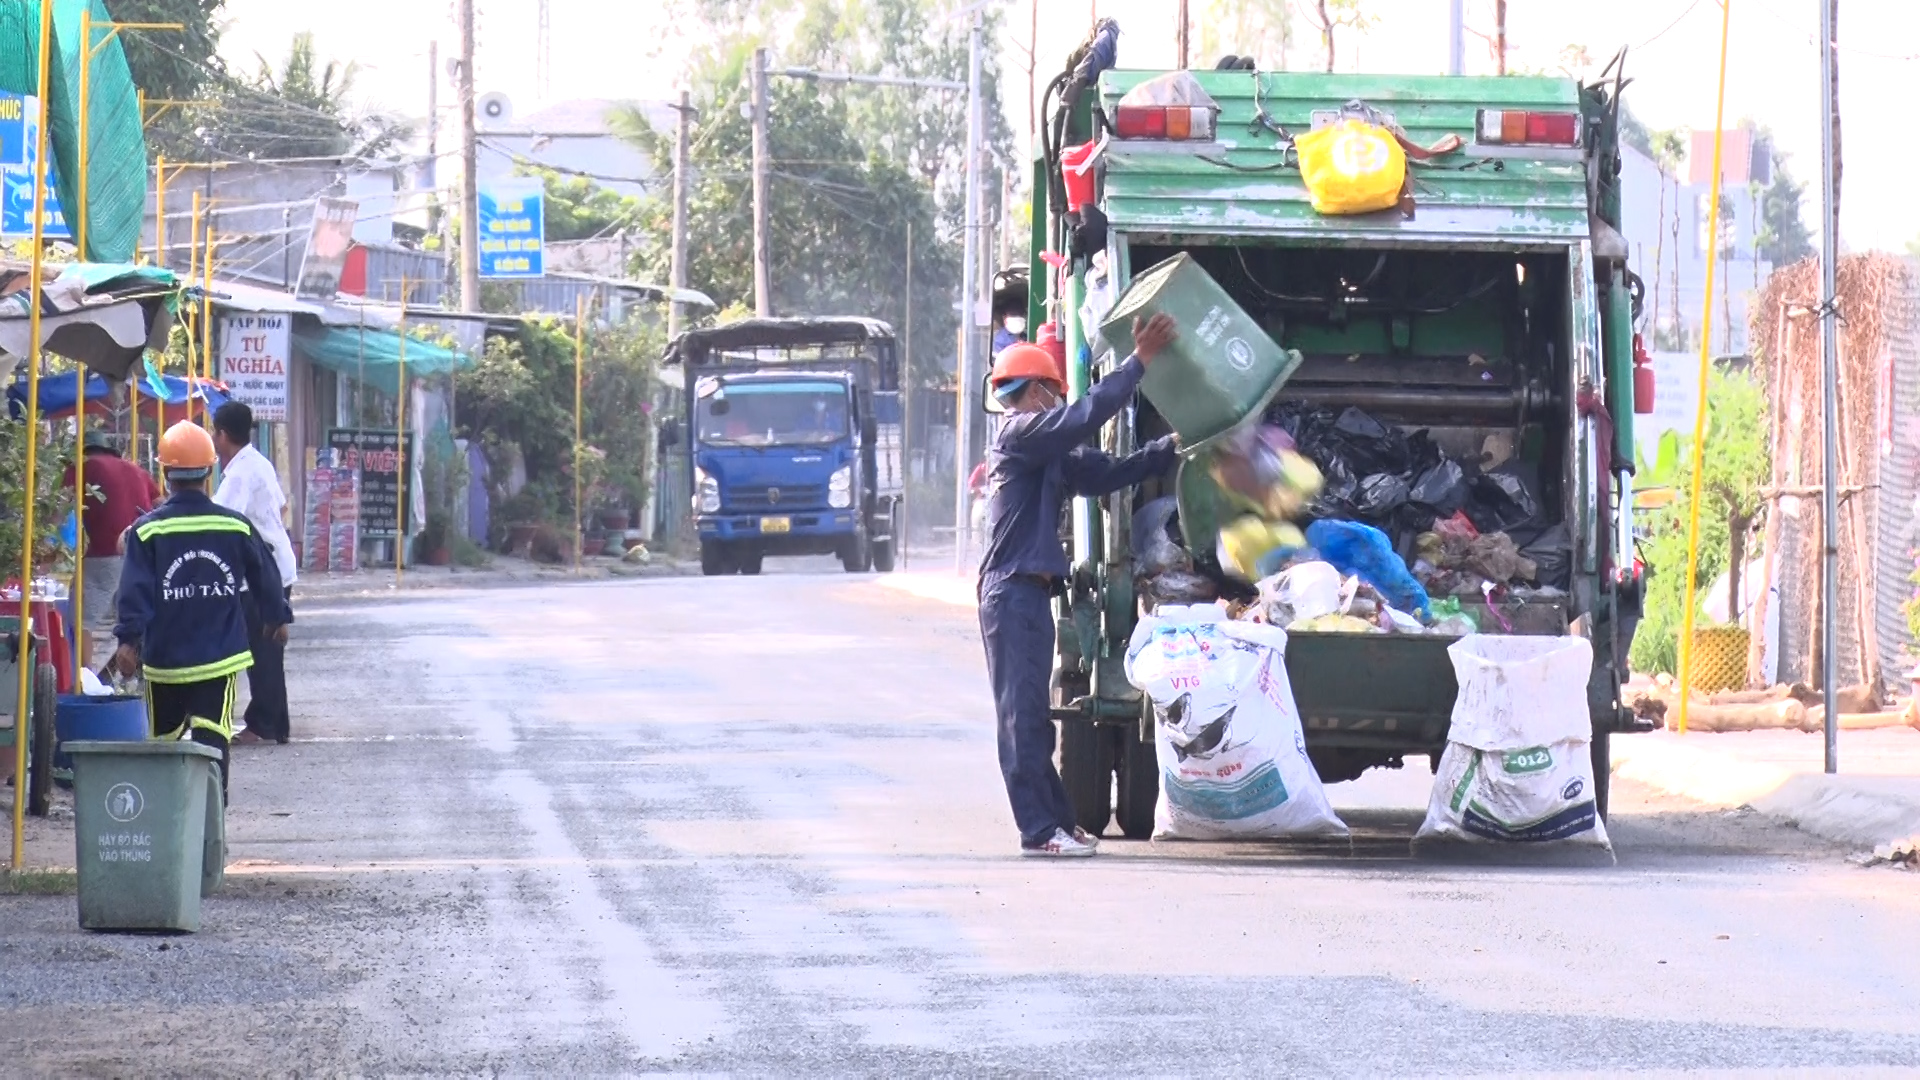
[599,505,631,532]
[0,419,76,591]
[415,510,453,567]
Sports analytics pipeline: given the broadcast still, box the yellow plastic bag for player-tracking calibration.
[1296,119,1406,215]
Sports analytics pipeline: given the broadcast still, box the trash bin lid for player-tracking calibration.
[65,740,221,760]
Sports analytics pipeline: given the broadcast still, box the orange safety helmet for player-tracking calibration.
[987,343,1065,394]
[156,420,217,474]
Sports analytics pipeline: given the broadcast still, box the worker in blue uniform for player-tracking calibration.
[112,421,293,802]
[978,313,1179,857]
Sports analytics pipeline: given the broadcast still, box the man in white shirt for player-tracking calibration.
[212,402,298,745]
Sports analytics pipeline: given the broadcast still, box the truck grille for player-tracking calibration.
[728,484,828,511]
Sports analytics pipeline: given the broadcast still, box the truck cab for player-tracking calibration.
[664,318,904,576]
[1031,64,1652,838]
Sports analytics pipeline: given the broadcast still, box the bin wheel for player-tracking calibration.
[27,662,55,817]
[1591,729,1611,822]
[1113,726,1158,840]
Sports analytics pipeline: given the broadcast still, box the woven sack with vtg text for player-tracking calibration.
[1296,119,1406,215]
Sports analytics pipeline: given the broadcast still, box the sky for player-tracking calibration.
[213,0,1920,251]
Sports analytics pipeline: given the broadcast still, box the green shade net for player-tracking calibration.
[0,0,148,262]
[295,324,476,397]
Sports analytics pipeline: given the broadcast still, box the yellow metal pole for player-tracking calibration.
[77,7,90,259]
[574,295,586,573]
[13,0,55,871]
[186,189,200,427]
[396,282,408,585]
[200,220,213,431]
[1675,0,1735,737]
[72,7,91,676]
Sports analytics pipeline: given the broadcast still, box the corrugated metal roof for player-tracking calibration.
[1097,71,1594,245]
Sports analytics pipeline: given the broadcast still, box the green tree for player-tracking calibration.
[1630,368,1771,676]
[1755,161,1815,267]
[1303,0,1371,72]
[199,31,409,161]
[105,0,226,158]
[617,0,1009,386]
[528,168,645,243]
[1195,0,1293,70]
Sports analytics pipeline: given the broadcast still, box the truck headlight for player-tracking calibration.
[695,467,721,513]
[829,465,852,508]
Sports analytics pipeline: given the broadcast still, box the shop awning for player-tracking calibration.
[0,263,181,381]
[7,371,227,422]
[294,323,476,397]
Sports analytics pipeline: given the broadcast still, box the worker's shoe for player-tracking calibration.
[1072,827,1102,849]
[1021,828,1097,858]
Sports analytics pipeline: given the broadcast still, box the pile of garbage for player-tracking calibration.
[1136,401,1574,636]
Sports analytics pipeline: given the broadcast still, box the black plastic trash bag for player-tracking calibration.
[1133,497,1192,577]
[1409,459,1470,515]
[1356,472,1412,517]
[1512,522,1572,589]
[1465,469,1542,533]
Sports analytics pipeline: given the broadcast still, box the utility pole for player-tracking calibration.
[1495,0,1508,76]
[1817,0,1841,774]
[953,16,983,573]
[669,89,694,338]
[457,0,480,312]
[751,47,773,317]
[1448,0,1464,75]
[426,40,441,243]
[1177,0,1190,69]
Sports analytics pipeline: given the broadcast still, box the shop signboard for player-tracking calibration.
[326,428,409,541]
[477,177,544,279]
[296,198,358,299]
[0,91,68,240]
[218,313,291,421]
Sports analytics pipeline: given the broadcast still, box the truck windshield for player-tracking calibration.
[699,381,849,447]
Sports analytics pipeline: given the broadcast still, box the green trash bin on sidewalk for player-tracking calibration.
[67,740,225,933]
[1098,252,1302,452]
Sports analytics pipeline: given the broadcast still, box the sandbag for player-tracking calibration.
[1416,635,1612,854]
[1125,605,1348,840]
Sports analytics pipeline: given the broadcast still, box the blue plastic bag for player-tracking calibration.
[57,511,78,551]
[1305,519,1431,616]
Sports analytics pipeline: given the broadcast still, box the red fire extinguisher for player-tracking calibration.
[1632,333,1655,415]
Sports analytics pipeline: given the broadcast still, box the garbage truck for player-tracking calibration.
[662,318,904,576]
[1028,53,1652,838]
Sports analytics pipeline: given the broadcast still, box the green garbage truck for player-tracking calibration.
[1029,61,1652,839]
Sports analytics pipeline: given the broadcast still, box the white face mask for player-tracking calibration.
[1003,316,1026,335]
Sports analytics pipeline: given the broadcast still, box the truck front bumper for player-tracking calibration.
[698,512,857,554]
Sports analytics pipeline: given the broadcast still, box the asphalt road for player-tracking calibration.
[5,564,1920,1076]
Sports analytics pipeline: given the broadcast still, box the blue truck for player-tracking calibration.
[662,318,904,576]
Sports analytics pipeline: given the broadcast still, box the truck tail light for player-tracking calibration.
[1476,109,1580,147]
[1113,105,1215,141]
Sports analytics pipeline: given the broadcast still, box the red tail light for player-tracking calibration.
[1476,109,1580,147]
[1113,105,1216,141]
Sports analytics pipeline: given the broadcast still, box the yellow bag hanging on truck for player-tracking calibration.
[1295,119,1406,215]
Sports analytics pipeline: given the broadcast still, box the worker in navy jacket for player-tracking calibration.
[977,313,1179,857]
[113,421,292,801]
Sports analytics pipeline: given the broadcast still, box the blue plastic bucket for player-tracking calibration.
[55,694,148,775]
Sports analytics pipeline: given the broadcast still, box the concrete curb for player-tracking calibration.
[1612,735,1920,850]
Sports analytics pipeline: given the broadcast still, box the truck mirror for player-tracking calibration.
[982,373,1007,414]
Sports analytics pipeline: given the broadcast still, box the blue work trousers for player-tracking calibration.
[977,573,1074,846]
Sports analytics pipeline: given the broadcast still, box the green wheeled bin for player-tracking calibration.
[67,740,225,933]
[1097,252,1303,452]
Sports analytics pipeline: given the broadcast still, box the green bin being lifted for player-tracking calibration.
[67,740,224,933]
[1098,252,1303,451]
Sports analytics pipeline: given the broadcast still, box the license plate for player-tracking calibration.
[760,517,791,534]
